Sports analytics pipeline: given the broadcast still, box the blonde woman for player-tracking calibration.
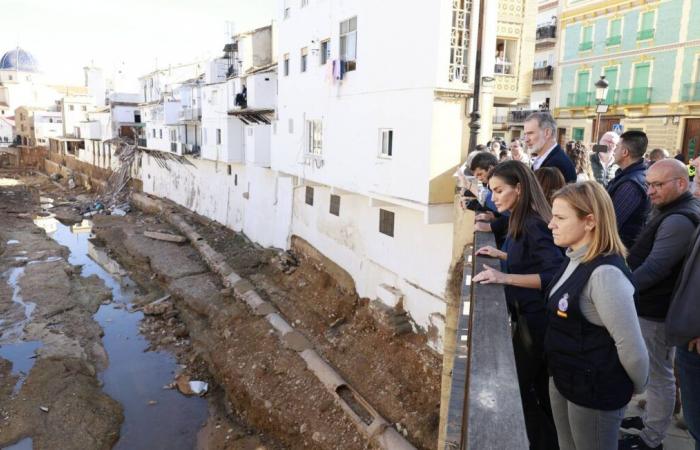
[545,181,649,450]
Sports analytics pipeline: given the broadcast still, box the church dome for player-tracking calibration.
[0,48,39,73]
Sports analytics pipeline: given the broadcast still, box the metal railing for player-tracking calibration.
[606,35,622,46]
[567,92,592,107]
[137,138,147,147]
[618,87,653,105]
[508,109,538,123]
[682,83,700,102]
[579,41,593,51]
[637,28,655,41]
[536,25,556,40]
[533,66,554,82]
[443,231,527,449]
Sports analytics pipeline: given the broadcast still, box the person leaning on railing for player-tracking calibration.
[545,181,649,450]
[473,160,563,450]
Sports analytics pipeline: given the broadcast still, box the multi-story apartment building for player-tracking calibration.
[531,0,559,110]
[555,0,700,159]
[15,106,62,147]
[77,92,143,170]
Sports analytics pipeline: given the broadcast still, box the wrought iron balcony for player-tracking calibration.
[637,29,655,41]
[508,109,538,124]
[606,35,622,46]
[618,87,653,105]
[578,41,593,51]
[682,82,700,102]
[567,92,592,107]
[536,25,556,41]
[532,66,554,83]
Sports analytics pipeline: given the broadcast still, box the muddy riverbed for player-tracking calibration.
[0,175,270,449]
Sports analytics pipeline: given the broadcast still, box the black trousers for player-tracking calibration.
[513,311,559,450]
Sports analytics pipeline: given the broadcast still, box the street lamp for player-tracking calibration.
[593,75,609,144]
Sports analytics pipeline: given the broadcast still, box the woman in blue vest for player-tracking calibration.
[546,181,649,450]
[474,160,564,449]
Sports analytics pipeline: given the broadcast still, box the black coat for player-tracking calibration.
[540,145,578,183]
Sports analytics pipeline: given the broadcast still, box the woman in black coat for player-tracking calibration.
[473,160,564,450]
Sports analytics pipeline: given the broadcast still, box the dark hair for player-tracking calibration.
[535,167,566,205]
[565,141,593,179]
[470,151,499,172]
[499,150,510,159]
[475,144,488,152]
[490,160,552,240]
[619,130,648,160]
[674,153,687,164]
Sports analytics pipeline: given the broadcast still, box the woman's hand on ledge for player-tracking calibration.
[473,264,508,285]
[476,212,495,222]
[476,245,506,260]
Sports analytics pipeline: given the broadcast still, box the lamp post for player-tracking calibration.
[593,75,609,144]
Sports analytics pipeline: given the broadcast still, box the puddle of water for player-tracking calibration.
[0,341,42,394]
[2,437,33,449]
[1,267,37,341]
[38,216,208,450]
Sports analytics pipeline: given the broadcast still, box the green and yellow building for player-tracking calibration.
[554,0,700,159]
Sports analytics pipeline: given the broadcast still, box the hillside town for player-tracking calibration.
[1,0,700,449]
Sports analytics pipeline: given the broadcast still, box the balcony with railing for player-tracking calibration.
[578,41,593,52]
[682,82,700,102]
[536,25,556,47]
[532,66,554,85]
[508,109,538,124]
[567,92,592,107]
[137,138,147,147]
[637,28,655,41]
[617,87,653,105]
[606,35,622,47]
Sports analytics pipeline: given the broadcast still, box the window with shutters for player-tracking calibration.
[305,186,314,206]
[606,18,622,46]
[300,47,308,72]
[379,209,394,237]
[329,194,340,216]
[306,120,322,155]
[638,11,655,41]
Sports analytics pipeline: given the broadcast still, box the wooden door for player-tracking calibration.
[682,118,700,161]
[591,116,622,142]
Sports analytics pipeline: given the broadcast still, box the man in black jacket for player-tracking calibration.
[607,130,651,248]
[619,159,700,450]
[524,111,577,182]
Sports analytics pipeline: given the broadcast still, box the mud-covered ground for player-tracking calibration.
[1,169,442,449]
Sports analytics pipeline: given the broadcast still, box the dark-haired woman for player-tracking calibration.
[474,160,564,449]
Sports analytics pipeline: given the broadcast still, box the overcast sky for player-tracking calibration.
[0,0,275,90]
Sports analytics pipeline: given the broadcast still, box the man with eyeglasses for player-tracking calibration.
[619,159,700,450]
[607,130,652,248]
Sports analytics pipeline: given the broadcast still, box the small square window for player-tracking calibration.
[572,127,585,141]
[301,0,308,6]
[329,194,340,216]
[69,105,75,111]
[283,54,290,76]
[305,186,314,205]
[380,129,393,157]
[81,105,87,111]
[379,209,394,237]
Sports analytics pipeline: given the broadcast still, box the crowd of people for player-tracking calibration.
[460,111,700,450]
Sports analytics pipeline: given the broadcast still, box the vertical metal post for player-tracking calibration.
[468,0,486,153]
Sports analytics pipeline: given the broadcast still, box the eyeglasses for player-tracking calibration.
[644,177,681,190]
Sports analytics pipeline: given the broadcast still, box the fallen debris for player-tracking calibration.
[39,406,49,413]
[144,231,187,244]
[173,374,208,397]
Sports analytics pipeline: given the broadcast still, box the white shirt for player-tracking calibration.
[513,152,531,165]
[532,143,558,170]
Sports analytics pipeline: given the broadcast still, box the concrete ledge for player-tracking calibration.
[266,313,294,335]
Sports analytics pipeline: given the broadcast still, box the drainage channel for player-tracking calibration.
[35,216,208,450]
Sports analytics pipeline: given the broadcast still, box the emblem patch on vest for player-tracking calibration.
[557,293,569,318]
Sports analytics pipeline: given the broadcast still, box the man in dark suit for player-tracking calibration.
[524,111,577,182]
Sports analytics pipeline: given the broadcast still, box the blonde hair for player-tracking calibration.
[552,181,627,262]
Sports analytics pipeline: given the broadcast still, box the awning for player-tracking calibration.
[227,108,274,125]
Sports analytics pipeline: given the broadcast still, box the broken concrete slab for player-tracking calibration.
[144,231,187,243]
[232,279,254,296]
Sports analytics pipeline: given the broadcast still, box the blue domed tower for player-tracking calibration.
[0,47,39,73]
